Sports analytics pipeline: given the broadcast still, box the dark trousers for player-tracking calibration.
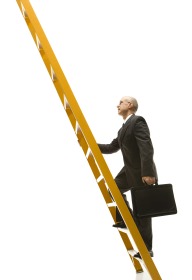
[114,172,153,251]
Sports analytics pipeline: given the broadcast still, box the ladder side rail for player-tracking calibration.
[16,0,141,243]
[16,1,162,279]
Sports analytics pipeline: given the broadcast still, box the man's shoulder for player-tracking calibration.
[130,114,146,122]
[129,115,148,128]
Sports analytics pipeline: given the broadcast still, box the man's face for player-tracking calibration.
[117,98,130,117]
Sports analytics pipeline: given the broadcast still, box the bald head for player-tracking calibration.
[123,96,138,113]
[117,96,138,119]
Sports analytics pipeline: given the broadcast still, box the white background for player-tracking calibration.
[0,1,192,279]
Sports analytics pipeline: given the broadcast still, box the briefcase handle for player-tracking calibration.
[143,179,158,186]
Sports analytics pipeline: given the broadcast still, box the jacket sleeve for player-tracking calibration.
[98,138,120,154]
[134,118,156,177]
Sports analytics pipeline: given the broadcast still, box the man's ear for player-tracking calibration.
[129,102,133,109]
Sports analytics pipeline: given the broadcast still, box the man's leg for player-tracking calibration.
[115,192,132,222]
[134,217,153,251]
[113,169,131,222]
[114,169,153,251]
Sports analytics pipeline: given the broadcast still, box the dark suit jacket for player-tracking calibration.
[98,114,158,189]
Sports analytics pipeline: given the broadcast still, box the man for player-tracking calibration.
[97,96,157,258]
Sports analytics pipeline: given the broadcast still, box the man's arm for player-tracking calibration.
[134,118,156,179]
[98,138,120,154]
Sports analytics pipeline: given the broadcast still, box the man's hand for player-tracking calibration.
[142,176,156,185]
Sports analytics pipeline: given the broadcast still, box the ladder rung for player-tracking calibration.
[53,79,64,105]
[120,233,143,273]
[50,66,65,104]
[21,3,28,18]
[50,66,57,81]
[35,34,42,50]
[76,126,89,155]
[87,152,101,180]
[64,101,76,130]
[128,249,138,256]
[37,48,51,75]
[98,179,113,204]
[119,231,133,250]
[108,205,116,221]
[107,202,116,208]
[36,42,65,105]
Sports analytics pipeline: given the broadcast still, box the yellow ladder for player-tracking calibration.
[16,1,162,279]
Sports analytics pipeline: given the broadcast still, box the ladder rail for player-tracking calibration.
[16,1,162,278]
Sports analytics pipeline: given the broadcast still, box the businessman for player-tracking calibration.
[97,96,158,258]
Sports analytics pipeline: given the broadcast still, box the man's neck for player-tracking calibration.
[123,113,133,123]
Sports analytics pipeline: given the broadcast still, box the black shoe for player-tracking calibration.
[112,221,126,228]
[134,250,154,259]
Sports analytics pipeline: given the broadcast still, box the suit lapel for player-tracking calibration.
[118,114,135,144]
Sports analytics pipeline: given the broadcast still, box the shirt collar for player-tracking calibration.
[124,114,133,124]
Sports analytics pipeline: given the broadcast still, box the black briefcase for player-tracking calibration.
[130,183,177,218]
